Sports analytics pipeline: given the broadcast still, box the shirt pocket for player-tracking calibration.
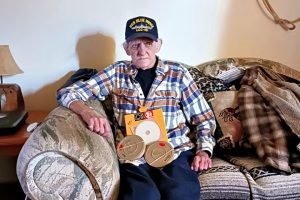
[153,90,181,129]
[153,90,178,108]
[113,88,139,108]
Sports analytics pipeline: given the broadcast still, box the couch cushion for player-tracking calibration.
[210,91,243,151]
[223,155,300,199]
[199,157,250,199]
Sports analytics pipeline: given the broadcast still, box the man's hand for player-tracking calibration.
[69,101,111,137]
[191,151,212,172]
[79,108,111,137]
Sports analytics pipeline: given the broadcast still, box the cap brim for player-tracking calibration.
[126,33,157,42]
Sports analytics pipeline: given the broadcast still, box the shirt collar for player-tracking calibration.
[156,58,167,76]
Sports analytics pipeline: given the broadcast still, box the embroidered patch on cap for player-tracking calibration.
[125,16,158,42]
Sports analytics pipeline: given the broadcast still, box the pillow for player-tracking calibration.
[188,67,230,101]
[215,67,245,84]
[196,59,245,84]
[210,91,243,151]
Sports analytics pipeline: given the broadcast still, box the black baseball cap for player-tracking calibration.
[125,16,158,42]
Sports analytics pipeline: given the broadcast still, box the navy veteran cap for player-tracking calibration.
[125,16,158,42]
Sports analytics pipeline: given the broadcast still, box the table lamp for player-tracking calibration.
[0,45,28,132]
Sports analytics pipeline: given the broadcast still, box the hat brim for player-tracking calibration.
[126,33,157,42]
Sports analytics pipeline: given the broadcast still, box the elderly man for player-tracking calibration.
[57,16,216,200]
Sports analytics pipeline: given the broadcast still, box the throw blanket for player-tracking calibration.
[238,67,300,173]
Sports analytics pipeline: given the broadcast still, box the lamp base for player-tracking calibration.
[0,83,28,133]
[0,110,28,134]
[0,112,7,118]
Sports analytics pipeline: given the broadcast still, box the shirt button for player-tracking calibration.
[140,93,143,96]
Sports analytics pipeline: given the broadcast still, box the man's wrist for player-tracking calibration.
[196,150,211,157]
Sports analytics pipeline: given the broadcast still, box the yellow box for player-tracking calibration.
[124,108,168,144]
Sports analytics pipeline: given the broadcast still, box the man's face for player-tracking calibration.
[124,38,161,70]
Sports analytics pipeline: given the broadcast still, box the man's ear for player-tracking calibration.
[123,42,131,55]
[154,39,162,53]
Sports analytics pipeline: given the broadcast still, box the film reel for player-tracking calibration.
[144,141,174,168]
[117,135,145,160]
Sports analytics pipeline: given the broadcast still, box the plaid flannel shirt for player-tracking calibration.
[57,58,216,163]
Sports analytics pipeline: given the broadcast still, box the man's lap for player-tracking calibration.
[118,150,200,200]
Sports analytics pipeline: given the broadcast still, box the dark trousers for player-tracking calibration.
[118,150,200,200]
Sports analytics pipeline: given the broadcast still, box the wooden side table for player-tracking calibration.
[0,111,48,156]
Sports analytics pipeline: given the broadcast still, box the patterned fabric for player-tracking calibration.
[238,67,300,173]
[238,83,290,172]
[187,67,230,101]
[57,58,216,163]
[195,58,245,84]
[210,91,243,151]
[197,57,300,82]
[17,100,120,200]
[252,71,300,141]
[222,155,300,200]
[199,157,251,199]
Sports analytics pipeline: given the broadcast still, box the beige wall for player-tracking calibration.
[0,0,299,111]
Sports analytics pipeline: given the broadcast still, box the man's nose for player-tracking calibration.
[137,43,147,54]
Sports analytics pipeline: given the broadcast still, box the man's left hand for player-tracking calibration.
[191,151,212,172]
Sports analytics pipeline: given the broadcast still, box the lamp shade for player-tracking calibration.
[0,45,23,76]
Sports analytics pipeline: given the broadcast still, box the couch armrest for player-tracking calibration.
[17,100,120,200]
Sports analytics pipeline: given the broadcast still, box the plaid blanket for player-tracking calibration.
[238,67,300,173]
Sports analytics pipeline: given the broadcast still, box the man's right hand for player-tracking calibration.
[80,108,111,137]
[69,100,111,137]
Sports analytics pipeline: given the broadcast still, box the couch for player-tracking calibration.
[17,58,300,200]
